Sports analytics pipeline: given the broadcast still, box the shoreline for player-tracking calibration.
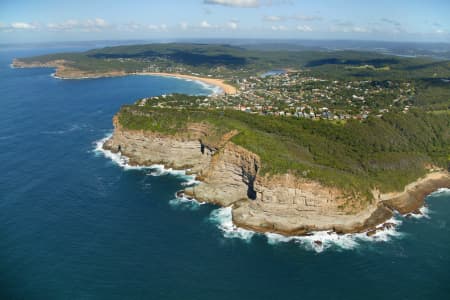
[12,59,237,95]
[135,72,237,95]
[378,171,450,214]
[96,133,450,251]
[14,58,450,238]
[96,133,416,249]
[98,126,450,237]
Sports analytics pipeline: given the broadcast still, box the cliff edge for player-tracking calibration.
[103,116,450,236]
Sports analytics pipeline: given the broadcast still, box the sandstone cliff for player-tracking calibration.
[103,116,213,173]
[104,117,450,236]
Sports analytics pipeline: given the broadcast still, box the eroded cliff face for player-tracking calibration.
[232,174,390,235]
[103,116,214,174]
[104,117,450,236]
[184,142,260,206]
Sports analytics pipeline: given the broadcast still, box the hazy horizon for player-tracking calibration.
[1,0,449,44]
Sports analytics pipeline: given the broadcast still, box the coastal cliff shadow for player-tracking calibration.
[247,178,257,200]
[245,168,257,200]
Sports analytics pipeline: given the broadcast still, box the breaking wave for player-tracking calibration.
[169,194,205,211]
[265,216,404,253]
[194,80,223,95]
[94,133,446,253]
[51,72,62,79]
[208,207,255,241]
[93,134,196,183]
[209,207,405,252]
[408,206,432,219]
[430,188,450,195]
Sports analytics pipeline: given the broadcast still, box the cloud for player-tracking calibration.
[179,22,189,30]
[292,15,322,22]
[227,20,239,30]
[118,22,168,32]
[378,18,406,33]
[380,18,401,27]
[334,20,353,27]
[271,25,288,31]
[200,20,213,28]
[0,21,40,32]
[148,24,168,31]
[204,0,260,7]
[11,22,37,30]
[330,21,370,33]
[47,18,108,32]
[430,22,447,35]
[263,14,322,22]
[263,15,285,22]
[296,25,312,32]
[194,20,241,31]
[351,26,369,33]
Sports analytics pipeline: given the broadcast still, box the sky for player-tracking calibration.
[0,0,449,43]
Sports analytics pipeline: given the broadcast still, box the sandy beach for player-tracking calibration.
[137,72,237,95]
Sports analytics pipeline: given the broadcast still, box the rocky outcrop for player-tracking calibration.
[184,142,260,206]
[376,172,450,214]
[103,116,213,174]
[103,117,450,236]
[232,174,391,235]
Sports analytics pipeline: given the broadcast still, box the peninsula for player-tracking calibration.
[12,59,237,95]
[14,43,450,236]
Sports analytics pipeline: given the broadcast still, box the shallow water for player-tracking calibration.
[0,47,449,300]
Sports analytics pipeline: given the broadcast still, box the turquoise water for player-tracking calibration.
[0,47,449,300]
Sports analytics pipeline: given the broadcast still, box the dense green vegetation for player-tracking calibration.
[119,104,449,196]
[18,43,450,80]
[19,43,450,197]
[18,43,450,110]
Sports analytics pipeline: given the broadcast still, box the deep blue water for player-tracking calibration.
[0,47,449,300]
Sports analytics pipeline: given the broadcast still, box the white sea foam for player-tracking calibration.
[181,179,200,187]
[194,80,224,95]
[51,72,62,79]
[265,231,359,253]
[265,217,403,253]
[172,76,223,95]
[93,134,196,183]
[208,207,255,241]
[169,194,205,210]
[408,206,432,219]
[430,188,450,196]
[209,206,404,252]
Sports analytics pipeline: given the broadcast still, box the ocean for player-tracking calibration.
[0,46,449,300]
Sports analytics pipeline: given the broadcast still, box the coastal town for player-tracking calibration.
[139,70,416,121]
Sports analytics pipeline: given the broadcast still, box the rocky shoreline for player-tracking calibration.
[102,116,450,237]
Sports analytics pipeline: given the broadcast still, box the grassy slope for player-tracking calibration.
[118,106,449,198]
